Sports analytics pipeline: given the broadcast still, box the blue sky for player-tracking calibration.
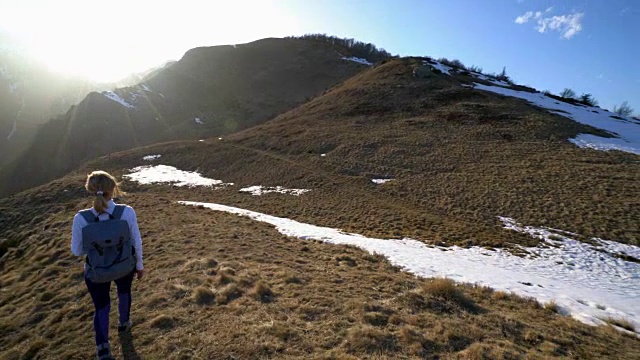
[0,0,638,113]
[281,0,639,114]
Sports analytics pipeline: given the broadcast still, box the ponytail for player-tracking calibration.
[85,171,125,213]
[93,192,109,214]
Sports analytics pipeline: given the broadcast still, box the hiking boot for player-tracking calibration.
[96,342,115,360]
[118,320,133,333]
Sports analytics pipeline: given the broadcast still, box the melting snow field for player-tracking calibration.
[179,201,639,334]
[471,83,640,155]
[239,186,310,196]
[142,155,161,161]
[124,165,232,187]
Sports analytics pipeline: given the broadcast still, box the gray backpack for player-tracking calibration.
[80,205,136,283]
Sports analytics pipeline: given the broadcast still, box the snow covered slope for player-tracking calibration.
[472,83,640,155]
[422,58,640,155]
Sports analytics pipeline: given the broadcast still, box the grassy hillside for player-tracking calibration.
[60,58,636,248]
[0,57,638,358]
[0,175,638,359]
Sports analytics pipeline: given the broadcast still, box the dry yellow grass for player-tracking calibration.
[1,58,639,359]
[602,317,636,332]
[0,188,638,359]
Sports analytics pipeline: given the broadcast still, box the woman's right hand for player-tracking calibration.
[136,269,145,280]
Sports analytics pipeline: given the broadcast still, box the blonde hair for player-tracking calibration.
[85,171,125,213]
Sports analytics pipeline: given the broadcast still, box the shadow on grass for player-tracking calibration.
[118,331,142,360]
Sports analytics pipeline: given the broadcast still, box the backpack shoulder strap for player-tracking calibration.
[112,205,127,220]
[79,209,98,223]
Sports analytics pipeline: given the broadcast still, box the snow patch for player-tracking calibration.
[342,57,373,66]
[140,84,152,92]
[427,61,453,75]
[194,117,204,125]
[239,186,310,196]
[102,91,135,109]
[128,91,142,104]
[569,134,640,154]
[179,201,640,333]
[470,72,511,87]
[6,98,24,140]
[6,119,17,140]
[124,165,233,188]
[371,179,394,184]
[422,60,510,87]
[471,83,640,155]
[142,155,161,161]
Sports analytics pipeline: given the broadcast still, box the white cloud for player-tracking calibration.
[515,11,534,24]
[515,9,584,39]
[536,12,584,39]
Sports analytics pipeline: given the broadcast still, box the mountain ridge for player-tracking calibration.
[0,37,371,197]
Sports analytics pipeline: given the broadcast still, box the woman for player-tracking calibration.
[71,171,144,360]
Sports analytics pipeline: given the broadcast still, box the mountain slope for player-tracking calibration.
[1,165,638,359]
[1,57,638,359]
[0,31,171,169]
[0,38,369,197]
[223,57,639,246]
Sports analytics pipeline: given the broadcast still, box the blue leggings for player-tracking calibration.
[85,270,135,346]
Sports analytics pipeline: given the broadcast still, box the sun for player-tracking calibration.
[0,0,300,82]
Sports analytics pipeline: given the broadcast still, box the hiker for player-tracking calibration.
[70,171,144,360]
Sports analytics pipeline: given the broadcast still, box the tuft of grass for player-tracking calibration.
[249,280,274,303]
[149,314,176,330]
[167,283,191,299]
[397,291,429,313]
[419,278,477,312]
[181,258,218,272]
[216,283,242,305]
[284,274,305,284]
[397,326,427,350]
[363,312,389,327]
[266,322,298,341]
[335,255,357,267]
[21,339,48,359]
[602,317,636,332]
[1,348,20,360]
[492,291,512,300]
[344,325,397,354]
[362,252,385,263]
[38,291,55,302]
[192,286,215,305]
[544,300,560,313]
[216,268,237,285]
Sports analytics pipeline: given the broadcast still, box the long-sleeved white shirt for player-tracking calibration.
[71,200,144,270]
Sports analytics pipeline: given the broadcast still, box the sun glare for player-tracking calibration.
[0,0,300,82]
